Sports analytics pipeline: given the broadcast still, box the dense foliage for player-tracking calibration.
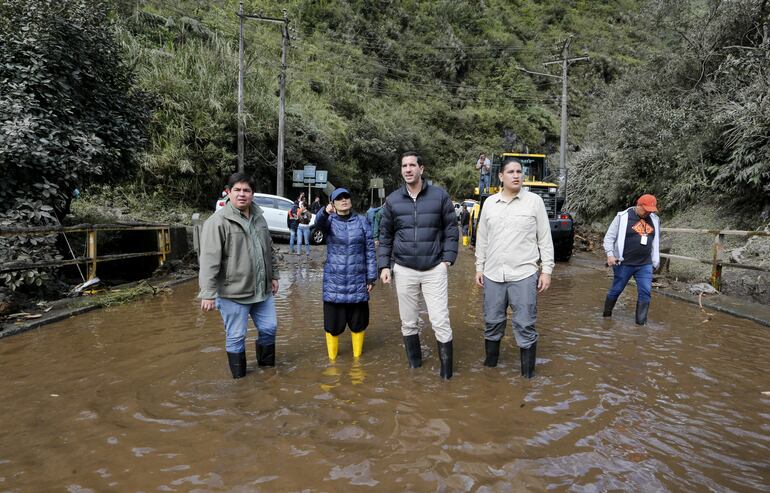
[0,0,150,217]
[117,0,649,206]
[569,0,770,219]
[0,0,150,291]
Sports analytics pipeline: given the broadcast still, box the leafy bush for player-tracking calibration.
[0,199,61,291]
[569,0,770,220]
[0,0,150,292]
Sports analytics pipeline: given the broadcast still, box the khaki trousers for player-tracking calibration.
[393,262,453,343]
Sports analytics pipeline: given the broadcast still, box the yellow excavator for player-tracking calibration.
[467,152,574,261]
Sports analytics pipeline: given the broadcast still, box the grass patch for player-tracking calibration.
[72,281,172,309]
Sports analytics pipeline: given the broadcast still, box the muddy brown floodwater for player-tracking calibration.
[0,246,768,492]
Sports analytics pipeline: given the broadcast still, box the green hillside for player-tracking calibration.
[113,0,654,204]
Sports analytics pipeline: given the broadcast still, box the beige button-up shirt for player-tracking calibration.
[474,190,555,282]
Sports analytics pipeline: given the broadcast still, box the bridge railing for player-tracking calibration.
[0,223,171,280]
[660,227,770,290]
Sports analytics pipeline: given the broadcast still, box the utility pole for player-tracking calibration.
[543,36,588,207]
[237,2,245,173]
[236,8,290,194]
[277,10,288,197]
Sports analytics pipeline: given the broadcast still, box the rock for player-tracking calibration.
[0,299,17,317]
[730,245,746,263]
[0,289,18,317]
[689,283,719,295]
[760,206,770,222]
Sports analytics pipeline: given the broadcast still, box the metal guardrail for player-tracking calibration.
[0,223,171,280]
[660,227,770,290]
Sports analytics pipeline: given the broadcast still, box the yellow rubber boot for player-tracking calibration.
[325,332,339,361]
[351,331,365,358]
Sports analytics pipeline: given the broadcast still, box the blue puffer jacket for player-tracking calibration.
[315,208,378,303]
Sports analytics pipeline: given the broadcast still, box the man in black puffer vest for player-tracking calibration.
[378,151,459,379]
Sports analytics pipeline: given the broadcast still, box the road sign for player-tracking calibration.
[370,178,383,189]
[292,170,304,187]
[315,170,328,185]
[303,165,316,178]
[324,182,335,196]
[378,188,385,199]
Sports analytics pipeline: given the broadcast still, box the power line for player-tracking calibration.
[285,73,558,105]
[293,46,560,92]
[292,38,542,64]
[296,29,546,53]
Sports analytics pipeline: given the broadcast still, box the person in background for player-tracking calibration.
[366,205,382,247]
[475,152,492,195]
[215,186,230,211]
[296,200,312,256]
[372,206,383,249]
[309,196,322,214]
[378,151,459,379]
[602,194,660,325]
[366,205,380,227]
[287,202,300,255]
[314,188,377,360]
[459,205,470,237]
[474,158,554,379]
[198,173,279,378]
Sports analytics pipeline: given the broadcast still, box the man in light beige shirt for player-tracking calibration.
[474,158,554,378]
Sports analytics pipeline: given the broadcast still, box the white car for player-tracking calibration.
[216,193,325,244]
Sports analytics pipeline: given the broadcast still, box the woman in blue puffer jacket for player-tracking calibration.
[314,187,378,360]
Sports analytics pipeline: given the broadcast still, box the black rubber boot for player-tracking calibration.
[227,351,247,379]
[437,340,453,380]
[520,342,537,379]
[483,339,501,367]
[403,334,422,368]
[635,301,650,326]
[603,297,617,317]
[256,343,275,367]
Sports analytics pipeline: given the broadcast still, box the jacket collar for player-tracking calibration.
[224,202,262,222]
[400,179,428,198]
[621,207,659,221]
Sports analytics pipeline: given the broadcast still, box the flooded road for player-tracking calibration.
[1,245,768,492]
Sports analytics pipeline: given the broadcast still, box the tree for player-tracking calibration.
[0,0,151,219]
[0,0,151,292]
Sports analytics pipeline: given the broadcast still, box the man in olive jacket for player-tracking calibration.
[199,173,279,379]
[378,151,459,379]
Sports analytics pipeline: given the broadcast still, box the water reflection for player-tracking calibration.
[0,246,768,491]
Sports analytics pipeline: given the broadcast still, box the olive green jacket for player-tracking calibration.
[198,203,278,300]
